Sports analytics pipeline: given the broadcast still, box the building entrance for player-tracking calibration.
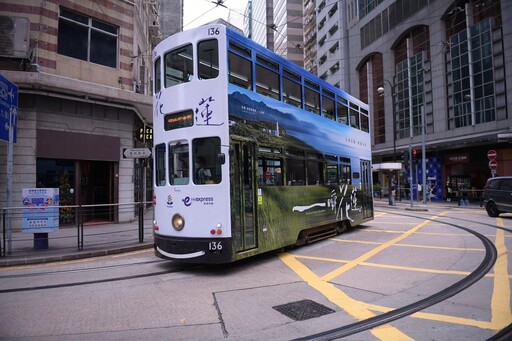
[36,159,115,224]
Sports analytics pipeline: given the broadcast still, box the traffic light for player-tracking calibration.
[412,149,417,162]
[403,150,409,165]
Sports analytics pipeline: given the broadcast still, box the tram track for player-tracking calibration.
[0,260,210,294]
[296,208,501,341]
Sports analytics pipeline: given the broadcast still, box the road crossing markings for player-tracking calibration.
[321,213,446,282]
[280,212,511,336]
[279,253,414,341]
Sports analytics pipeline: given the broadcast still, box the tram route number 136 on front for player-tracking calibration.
[209,241,222,251]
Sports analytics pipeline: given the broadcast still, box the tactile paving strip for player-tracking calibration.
[272,299,335,321]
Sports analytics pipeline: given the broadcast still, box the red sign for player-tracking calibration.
[487,150,497,160]
[489,159,498,170]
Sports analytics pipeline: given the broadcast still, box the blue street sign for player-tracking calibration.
[0,74,18,143]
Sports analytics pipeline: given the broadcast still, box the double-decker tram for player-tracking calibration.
[152,24,373,264]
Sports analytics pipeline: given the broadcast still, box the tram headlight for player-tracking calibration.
[172,213,185,231]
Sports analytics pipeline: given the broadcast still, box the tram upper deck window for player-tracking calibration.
[169,142,189,186]
[165,44,193,87]
[256,64,280,100]
[322,92,335,120]
[155,143,166,186]
[361,108,369,132]
[193,137,222,185]
[337,98,348,125]
[305,80,320,114]
[229,52,252,90]
[283,69,302,108]
[154,57,161,93]
[350,102,360,129]
[198,39,219,80]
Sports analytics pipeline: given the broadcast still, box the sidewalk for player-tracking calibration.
[1,200,483,268]
[0,216,154,267]
[373,196,484,211]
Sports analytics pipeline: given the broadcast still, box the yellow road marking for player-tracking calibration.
[491,219,512,330]
[294,254,512,279]
[322,213,446,282]
[279,253,413,340]
[278,211,512,337]
[330,238,485,252]
[364,302,494,329]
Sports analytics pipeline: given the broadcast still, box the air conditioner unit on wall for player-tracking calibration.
[0,16,30,58]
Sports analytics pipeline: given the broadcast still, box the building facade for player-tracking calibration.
[245,0,304,67]
[0,0,158,224]
[303,0,317,75]
[347,0,511,201]
[157,0,182,39]
[316,0,350,89]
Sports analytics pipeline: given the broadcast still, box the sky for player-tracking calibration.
[183,0,248,30]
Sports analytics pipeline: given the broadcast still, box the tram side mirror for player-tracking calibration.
[218,153,226,165]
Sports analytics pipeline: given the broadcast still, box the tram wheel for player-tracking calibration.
[336,222,347,234]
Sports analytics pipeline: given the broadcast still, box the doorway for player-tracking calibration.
[231,141,257,252]
[79,160,115,222]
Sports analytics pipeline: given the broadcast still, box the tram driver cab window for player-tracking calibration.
[193,137,221,185]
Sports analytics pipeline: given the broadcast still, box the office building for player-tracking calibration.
[347,0,511,200]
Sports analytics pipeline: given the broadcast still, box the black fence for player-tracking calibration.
[1,202,153,258]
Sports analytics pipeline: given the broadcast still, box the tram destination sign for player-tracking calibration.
[123,147,152,159]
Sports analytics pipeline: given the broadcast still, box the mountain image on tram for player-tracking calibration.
[152,24,373,263]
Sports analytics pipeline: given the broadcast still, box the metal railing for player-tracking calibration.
[1,201,153,257]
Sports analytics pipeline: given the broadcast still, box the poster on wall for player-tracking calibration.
[22,188,60,233]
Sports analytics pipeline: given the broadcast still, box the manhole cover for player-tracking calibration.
[272,299,335,321]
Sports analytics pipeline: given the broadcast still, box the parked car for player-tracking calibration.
[483,176,512,217]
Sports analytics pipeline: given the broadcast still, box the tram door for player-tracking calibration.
[231,141,257,252]
[360,159,373,218]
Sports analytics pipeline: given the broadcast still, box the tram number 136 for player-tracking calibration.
[208,241,223,251]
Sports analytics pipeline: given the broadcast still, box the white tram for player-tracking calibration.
[152,24,373,263]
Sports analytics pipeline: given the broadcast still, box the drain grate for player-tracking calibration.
[272,299,335,321]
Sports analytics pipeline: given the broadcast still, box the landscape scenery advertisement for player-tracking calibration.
[227,85,370,246]
[227,86,370,161]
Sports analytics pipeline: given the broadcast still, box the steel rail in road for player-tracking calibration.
[295,210,500,341]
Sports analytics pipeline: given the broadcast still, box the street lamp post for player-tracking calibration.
[377,80,396,163]
[377,79,398,205]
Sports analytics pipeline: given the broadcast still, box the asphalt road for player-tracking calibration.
[0,204,510,340]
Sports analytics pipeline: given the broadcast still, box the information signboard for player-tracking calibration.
[22,188,60,233]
